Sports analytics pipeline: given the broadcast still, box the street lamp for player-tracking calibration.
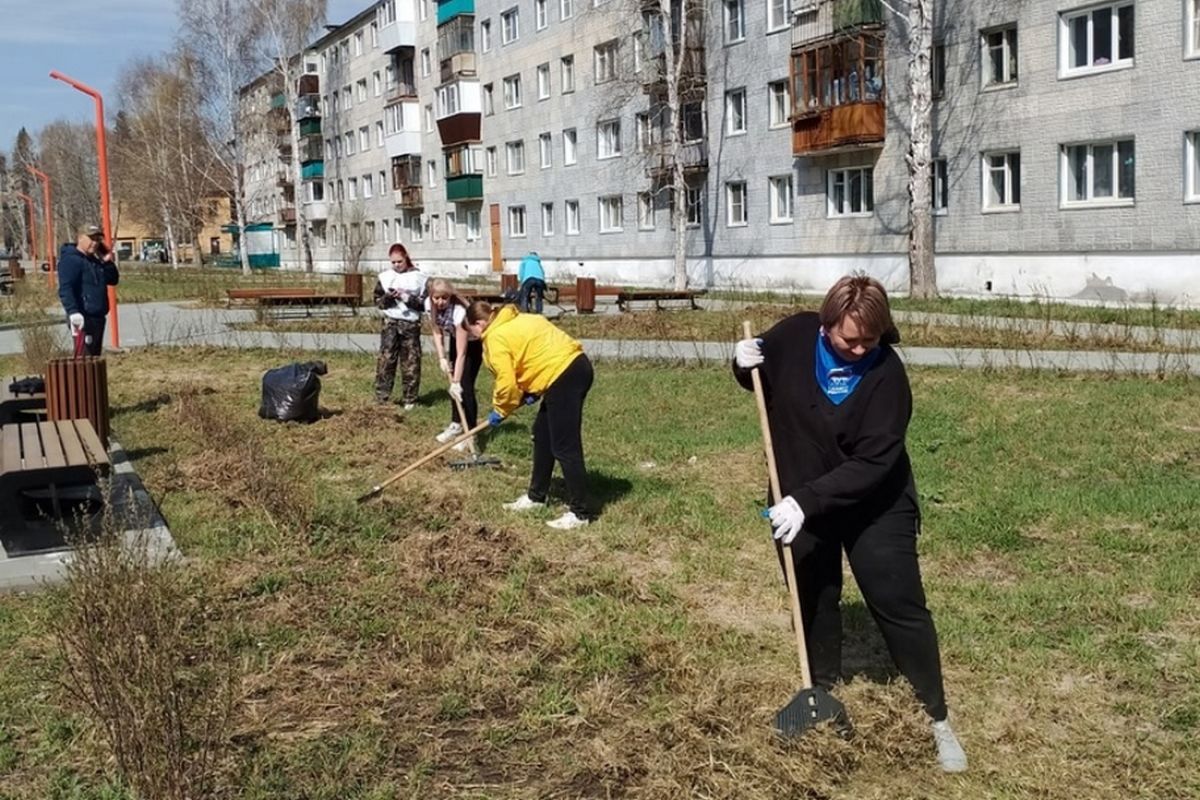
[25,165,55,286]
[14,192,38,268]
[50,70,119,348]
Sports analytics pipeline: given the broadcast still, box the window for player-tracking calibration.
[638,192,655,229]
[1060,2,1134,75]
[345,132,356,155]
[1190,0,1200,57]
[373,71,382,96]
[357,79,368,101]
[420,0,428,20]
[597,119,621,158]
[481,19,492,52]
[379,171,387,193]
[931,42,946,97]
[365,221,375,243]
[348,177,358,200]
[409,213,423,242]
[486,146,498,176]
[359,126,370,151]
[827,166,875,216]
[354,31,364,56]
[768,80,790,128]
[502,7,519,44]
[636,112,653,152]
[421,48,431,77]
[682,102,705,142]
[561,55,576,93]
[685,185,702,226]
[484,83,495,115]
[539,132,553,167]
[431,214,440,241]
[425,104,433,131]
[595,40,618,83]
[1188,131,1200,201]
[599,195,623,231]
[726,181,748,226]
[370,21,378,47]
[363,174,374,199]
[982,151,1021,210]
[726,88,747,135]
[467,208,481,240]
[932,158,949,213]
[503,74,522,108]
[769,175,793,222]
[725,0,745,42]
[564,128,578,164]
[385,103,403,134]
[507,140,526,174]
[1062,139,1134,205]
[509,205,527,237]
[536,0,548,29]
[561,0,574,20]
[542,202,555,235]
[343,86,352,107]
[565,199,580,234]
[428,161,438,187]
[768,0,788,32]
[537,63,551,99]
[983,26,1018,86]
[438,83,461,116]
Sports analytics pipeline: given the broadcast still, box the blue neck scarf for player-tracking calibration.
[815,328,880,405]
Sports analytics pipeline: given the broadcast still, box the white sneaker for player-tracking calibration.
[403,403,416,411]
[502,494,544,512]
[451,439,471,452]
[435,422,464,443]
[546,511,589,530]
[931,719,967,773]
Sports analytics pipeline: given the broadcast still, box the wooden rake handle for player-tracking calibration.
[358,420,491,503]
[743,321,815,689]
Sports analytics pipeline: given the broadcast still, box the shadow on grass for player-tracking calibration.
[112,393,173,416]
[841,600,902,685]
[542,470,633,516]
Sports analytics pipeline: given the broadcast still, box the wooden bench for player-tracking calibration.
[228,287,359,317]
[616,290,706,312]
[0,419,110,523]
[2,375,46,425]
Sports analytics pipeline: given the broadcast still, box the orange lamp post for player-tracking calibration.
[50,70,119,348]
[14,192,38,267]
[25,165,55,286]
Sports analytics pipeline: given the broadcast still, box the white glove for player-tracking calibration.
[768,495,806,545]
[68,313,84,331]
[448,382,463,403]
[735,337,763,369]
[439,357,451,375]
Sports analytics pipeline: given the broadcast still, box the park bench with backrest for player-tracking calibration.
[1,376,47,425]
[227,287,359,316]
[616,289,706,312]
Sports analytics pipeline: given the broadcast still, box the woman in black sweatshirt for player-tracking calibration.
[733,274,967,773]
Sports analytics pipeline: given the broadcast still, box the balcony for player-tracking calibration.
[380,20,417,52]
[298,73,319,95]
[298,135,323,164]
[394,186,424,208]
[386,129,422,158]
[279,206,297,224]
[640,48,707,96]
[436,0,474,25]
[305,200,329,220]
[301,161,325,179]
[276,169,294,188]
[792,0,883,48]
[790,28,885,156]
[645,140,708,178]
[299,117,321,137]
[439,51,477,83]
[435,79,481,146]
[386,82,419,103]
[277,133,293,155]
[295,94,320,120]
[270,93,287,109]
[446,174,483,202]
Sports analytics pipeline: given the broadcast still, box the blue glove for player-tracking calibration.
[522,393,539,406]
[487,410,504,427]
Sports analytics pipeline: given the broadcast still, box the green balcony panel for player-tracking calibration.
[299,118,321,137]
[833,0,883,30]
[446,174,483,201]
[437,0,474,26]
[270,93,287,109]
[301,161,325,179]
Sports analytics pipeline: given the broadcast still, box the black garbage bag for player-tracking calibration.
[258,361,328,423]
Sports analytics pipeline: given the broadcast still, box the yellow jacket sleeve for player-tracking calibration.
[486,334,524,417]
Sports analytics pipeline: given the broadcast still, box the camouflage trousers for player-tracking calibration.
[375,318,422,404]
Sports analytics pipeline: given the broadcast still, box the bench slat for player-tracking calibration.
[73,419,110,468]
[1,424,20,474]
[38,421,68,469]
[57,420,90,467]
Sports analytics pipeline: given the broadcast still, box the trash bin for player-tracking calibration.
[576,277,596,314]
[46,356,110,449]
[342,272,364,304]
[500,273,518,295]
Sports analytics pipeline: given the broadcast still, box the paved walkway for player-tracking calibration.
[3,301,1198,376]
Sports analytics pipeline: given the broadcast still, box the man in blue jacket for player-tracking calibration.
[58,224,119,356]
[517,251,546,314]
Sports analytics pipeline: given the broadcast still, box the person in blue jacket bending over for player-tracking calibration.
[517,251,547,314]
[58,224,119,356]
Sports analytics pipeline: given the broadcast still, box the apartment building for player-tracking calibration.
[240,0,1200,304]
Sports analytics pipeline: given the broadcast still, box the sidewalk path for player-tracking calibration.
[3,301,1198,376]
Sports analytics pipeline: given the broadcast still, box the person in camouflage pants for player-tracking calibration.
[373,243,428,408]
[375,318,422,405]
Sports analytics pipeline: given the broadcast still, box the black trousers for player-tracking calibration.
[448,337,482,429]
[783,507,948,721]
[81,315,106,356]
[528,354,593,517]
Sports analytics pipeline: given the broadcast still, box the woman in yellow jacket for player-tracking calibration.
[465,301,593,530]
